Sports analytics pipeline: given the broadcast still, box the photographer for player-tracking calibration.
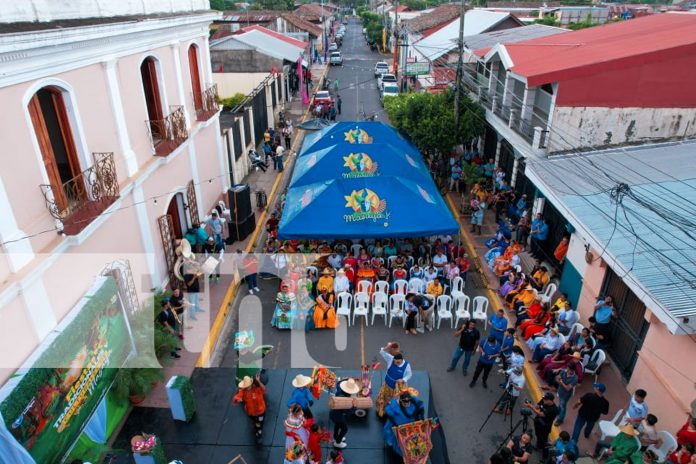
[494,365,526,416]
[506,431,533,463]
[528,392,559,459]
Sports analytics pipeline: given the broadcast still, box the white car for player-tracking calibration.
[329,52,343,66]
[378,73,397,90]
[380,84,399,105]
[374,61,389,77]
[329,42,338,52]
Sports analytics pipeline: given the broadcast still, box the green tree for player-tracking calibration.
[209,0,237,10]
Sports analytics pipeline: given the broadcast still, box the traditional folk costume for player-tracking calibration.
[232,376,267,443]
[382,395,425,456]
[295,278,315,331]
[376,347,412,418]
[271,290,296,329]
[314,292,338,329]
[234,331,273,383]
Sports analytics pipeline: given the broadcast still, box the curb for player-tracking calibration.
[443,194,559,442]
[196,64,329,368]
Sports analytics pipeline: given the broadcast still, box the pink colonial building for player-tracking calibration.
[0,0,226,388]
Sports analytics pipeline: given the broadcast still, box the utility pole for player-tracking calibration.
[454,0,467,128]
[393,0,399,77]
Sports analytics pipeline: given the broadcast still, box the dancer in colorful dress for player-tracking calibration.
[376,342,412,418]
[314,288,339,329]
[295,276,315,331]
[271,282,296,329]
[284,404,310,461]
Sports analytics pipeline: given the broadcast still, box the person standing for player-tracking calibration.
[488,309,508,344]
[470,197,486,236]
[531,392,559,458]
[376,342,412,418]
[157,298,182,358]
[206,209,225,249]
[203,236,223,283]
[336,94,342,115]
[570,382,610,443]
[469,335,501,389]
[494,365,525,416]
[383,393,425,457]
[233,374,267,444]
[238,250,260,294]
[283,124,293,149]
[183,269,203,321]
[288,374,314,421]
[447,319,480,375]
[553,362,578,426]
[274,144,285,172]
[329,377,360,449]
[530,213,549,259]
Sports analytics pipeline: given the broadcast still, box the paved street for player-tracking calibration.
[217,19,533,463]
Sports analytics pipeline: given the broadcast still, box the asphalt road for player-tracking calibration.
[219,19,533,464]
[325,19,390,123]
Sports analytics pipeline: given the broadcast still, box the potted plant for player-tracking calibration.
[112,368,163,405]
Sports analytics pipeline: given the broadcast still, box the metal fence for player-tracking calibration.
[233,119,243,161]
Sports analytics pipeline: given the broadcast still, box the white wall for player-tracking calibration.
[548,106,696,153]
[0,0,210,23]
[213,72,271,98]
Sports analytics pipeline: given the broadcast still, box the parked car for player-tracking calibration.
[312,90,333,108]
[329,42,338,52]
[378,73,397,90]
[374,61,389,77]
[330,52,343,66]
[380,84,399,105]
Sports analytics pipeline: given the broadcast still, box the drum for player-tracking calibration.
[328,396,373,410]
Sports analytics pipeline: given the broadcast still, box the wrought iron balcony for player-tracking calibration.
[148,105,188,156]
[195,84,220,122]
[40,152,119,235]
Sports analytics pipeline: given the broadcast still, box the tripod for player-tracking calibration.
[478,383,515,434]
[494,413,531,455]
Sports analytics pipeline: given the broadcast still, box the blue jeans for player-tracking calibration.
[571,414,596,443]
[274,155,284,171]
[557,394,571,422]
[450,346,473,372]
[187,292,202,318]
[245,273,258,289]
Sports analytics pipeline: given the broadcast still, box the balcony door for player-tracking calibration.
[188,45,203,112]
[140,57,165,142]
[28,87,82,212]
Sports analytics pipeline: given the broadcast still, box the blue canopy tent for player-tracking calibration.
[278,122,458,239]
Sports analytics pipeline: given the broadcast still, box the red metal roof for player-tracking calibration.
[486,13,696,86]
[238,25,308,49]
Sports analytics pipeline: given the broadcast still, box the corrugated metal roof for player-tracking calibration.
[527,140,696,326]
[211,25,306,61]
[464,24,568,55]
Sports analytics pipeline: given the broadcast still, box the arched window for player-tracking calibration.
[188,44,203,112]
[28,86,81,211]
[140,57,165,140]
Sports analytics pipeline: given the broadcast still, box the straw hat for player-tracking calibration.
[322,268,333,275]
[619,424,640,437]
[337,268,345,275]
[551,327,559,335]
[339,378,360,395]
[238,376,253,389]
[572,352,582,360]
[292,374,312,388]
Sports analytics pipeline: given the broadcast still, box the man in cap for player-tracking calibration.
[530,392,559,457]
[329,377,360,449]
[494,364,525,416]
[288,374,315,420]
[232,373,267,444]
[571,382,610,443]
[206,209,225,249]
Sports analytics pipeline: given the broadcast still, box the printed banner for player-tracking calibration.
[0,277,133,464]
[394,418,439,464]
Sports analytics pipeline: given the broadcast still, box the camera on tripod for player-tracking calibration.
[520,407,533,417]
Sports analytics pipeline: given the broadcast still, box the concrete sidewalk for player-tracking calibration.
[138,62,329,409]
[445,190,630,454]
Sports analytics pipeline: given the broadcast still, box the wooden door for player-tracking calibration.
[188,45,203,111]
[166,195,184,239]
[141,58,164,122]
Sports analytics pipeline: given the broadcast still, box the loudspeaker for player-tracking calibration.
[227,214,256,243]
[228,184,252,221]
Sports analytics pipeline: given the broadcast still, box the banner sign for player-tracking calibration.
[404,62,430,76]
[0,277,133,464]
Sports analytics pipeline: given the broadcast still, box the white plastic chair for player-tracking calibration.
[389,294,406,328]
[306,265,319,278]
[450,276,465,298]
[407,256,414,269]
[408,278,425,294]
[357,280,372,294]
[454,294,471,327]
[336,292,352,326]
[583,348,606,379]
[598,408,624,441]
[646,431,678,463]
[387,256,398,269]
[472,296,489,330]
[374,280,389,296]
[436,295,453,329]
[353,292,369,325]
[568,322,584,341]
[540,282,557,304]
[371,292,388,325]
[351,244,362,257]
[393,279,408,295]
[409,266,421,279]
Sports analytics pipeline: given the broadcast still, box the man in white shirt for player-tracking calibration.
[333,269,350,294]
[327,252,343,270]
[623,389,649,427]
[558,307,579,335]
[274,144,285,172]
[432,249,448,273]
[531,328,563,362]
[494,365,526,415]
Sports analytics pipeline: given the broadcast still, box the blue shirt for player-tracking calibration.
[488,314,507,340]
[594,300,613,324]
[553,438,578,458]
[478,340,501,365]
[557,370,578,400]
[500,334,515,357]
[287,387,313,409]
[533,222,549,241]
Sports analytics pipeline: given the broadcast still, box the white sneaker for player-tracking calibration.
[249,289,254,294]
[333,440,347,449]
[254,287,260,292]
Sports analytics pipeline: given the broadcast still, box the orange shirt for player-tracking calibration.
[233,385,267,417]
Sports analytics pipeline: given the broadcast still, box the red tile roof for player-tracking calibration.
[432,66,456,83]
[480,13,696,86]
[283,12,322,37]
[294,3,325,19]
[238,24,308,48]
[407,4,461,34]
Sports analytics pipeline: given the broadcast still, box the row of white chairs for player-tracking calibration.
[335,291,491,329]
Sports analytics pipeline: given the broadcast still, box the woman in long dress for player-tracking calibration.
[295,277,315,331]
[271,283,296,329]
[284,404,309,457]
[314,288,338,329]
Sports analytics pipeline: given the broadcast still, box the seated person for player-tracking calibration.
[423,265,439,283]
[410,264,424,280]
[392,265,408,283]
[531,266,550,291]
